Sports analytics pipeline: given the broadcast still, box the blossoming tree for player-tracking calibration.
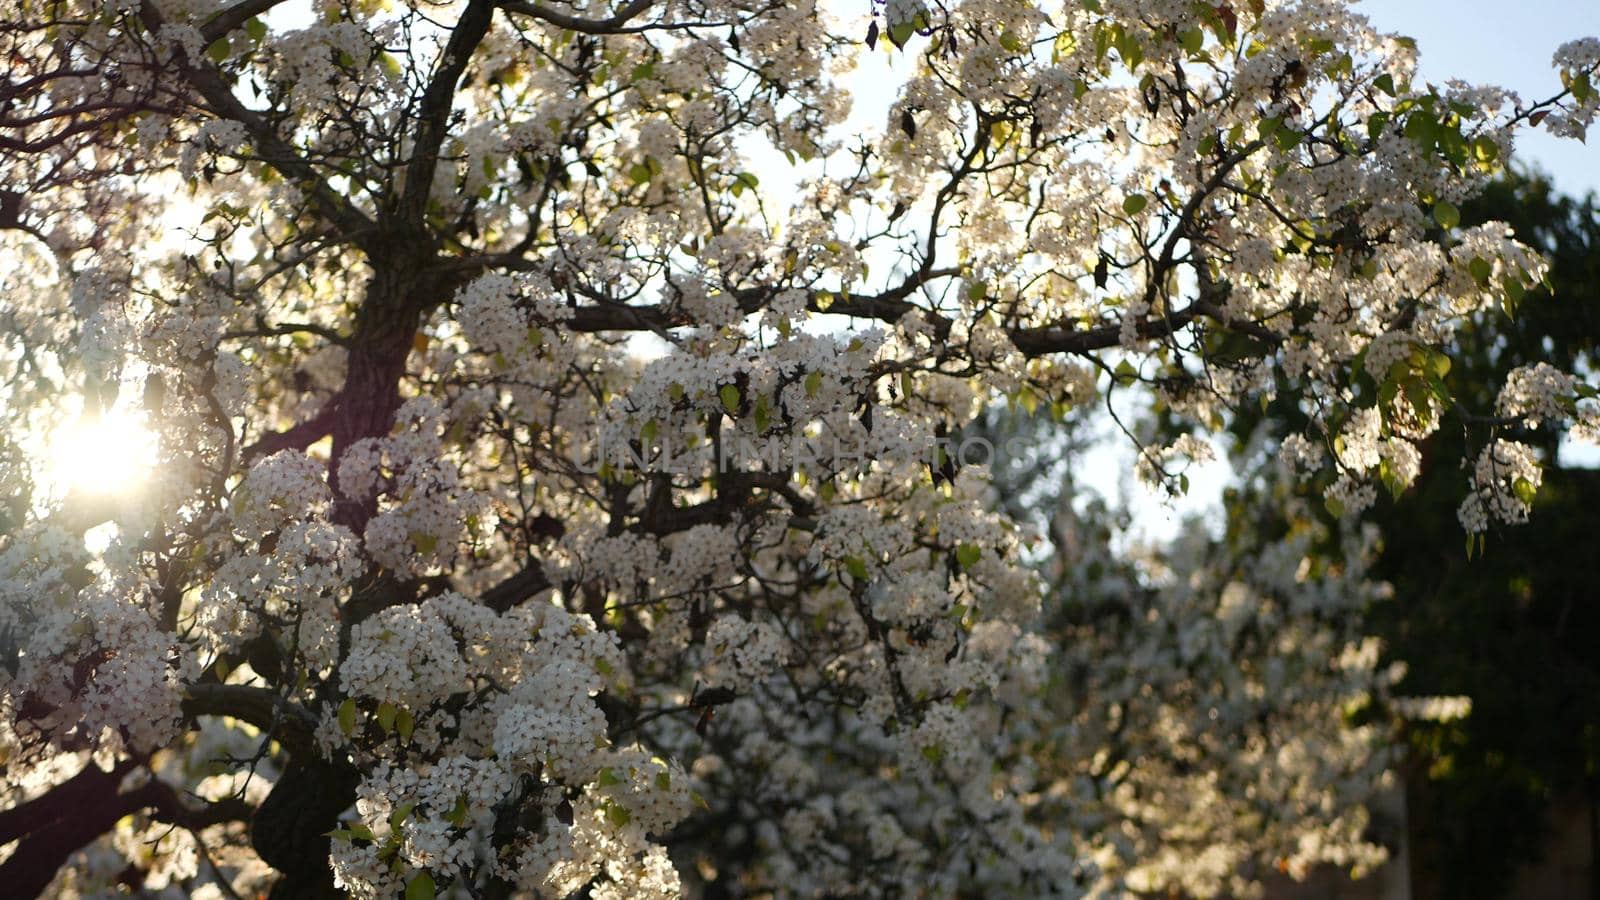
[1,0,1597,895]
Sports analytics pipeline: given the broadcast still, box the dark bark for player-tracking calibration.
[252,758,361,900]
[0,761,250,897]
[328,251,435,529]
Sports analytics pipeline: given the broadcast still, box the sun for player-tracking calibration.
[43,405,159,499]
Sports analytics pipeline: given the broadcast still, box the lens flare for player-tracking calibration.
[44,406,158,498]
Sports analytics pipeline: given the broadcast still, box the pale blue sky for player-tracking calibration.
[1358,0,1600,196]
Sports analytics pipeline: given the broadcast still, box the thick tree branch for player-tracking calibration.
[497,0,655,34]
[242,406,337,461]
[0,761,249,898]
[200,0,293,43]
[181,683,319,758]
[398,0,496,229]
[481,561,552,612]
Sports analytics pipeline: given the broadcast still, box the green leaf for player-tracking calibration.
[598,767,623,787]
[206,38,230,63]
[1404,377,1434,424]
[1469,256,1492,286]
[843,555,869,580]
[245,17,267,42]
[338,698,358,737]
[390,801,416,831]
[1439,124,1469,166]
[719,384,741,415]
[999,29,1023,53]
[405,871,436,900]
[1122,193,1148,215]
[730,171,760,197]
[1366,111,1391,142]
[377,701,397,734]
[1571,71,1594,104]
[604,800,632,827]
[1380,458,1406,501]
[888,20,917,48]
[1502,275,1526,315]
[955,543,982,570]
[395,707,415,743]
[445,794,469,827]
[1472,135,1500,164]
[1374,73,1396,96]
[804,371,823,398]
[1115,28,1143,68]
[1513,477,1537,506]
[1113,359,1139,386]
[1325,495,1345,518]
[1432,200,1460,230]
[410,531,439,555]
[1404,112,1438,147]
[1015,385,1038,415]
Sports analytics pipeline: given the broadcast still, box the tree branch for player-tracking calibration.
[241,406,337,462]
[181,683,319,758]
[398,0,496,229]
[481,561,552,612]
[497,0,656,35]
[138,2,378,250]
[200,0,293,43]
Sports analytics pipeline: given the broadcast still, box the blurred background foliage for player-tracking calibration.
[1372,170,1600,899]
[1003,167,1600,897]
[1236,168,1600,898]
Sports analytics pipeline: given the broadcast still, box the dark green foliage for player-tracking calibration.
[1372,170,1600,899]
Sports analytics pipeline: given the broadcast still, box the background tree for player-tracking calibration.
[1374,170,1600,900]
[1205,166,1600,898]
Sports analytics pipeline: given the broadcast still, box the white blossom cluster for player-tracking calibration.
[0,524,188,766]
[1458,439,1544,533]
[1497,362,1577,428]
[1035,492,1403,898]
